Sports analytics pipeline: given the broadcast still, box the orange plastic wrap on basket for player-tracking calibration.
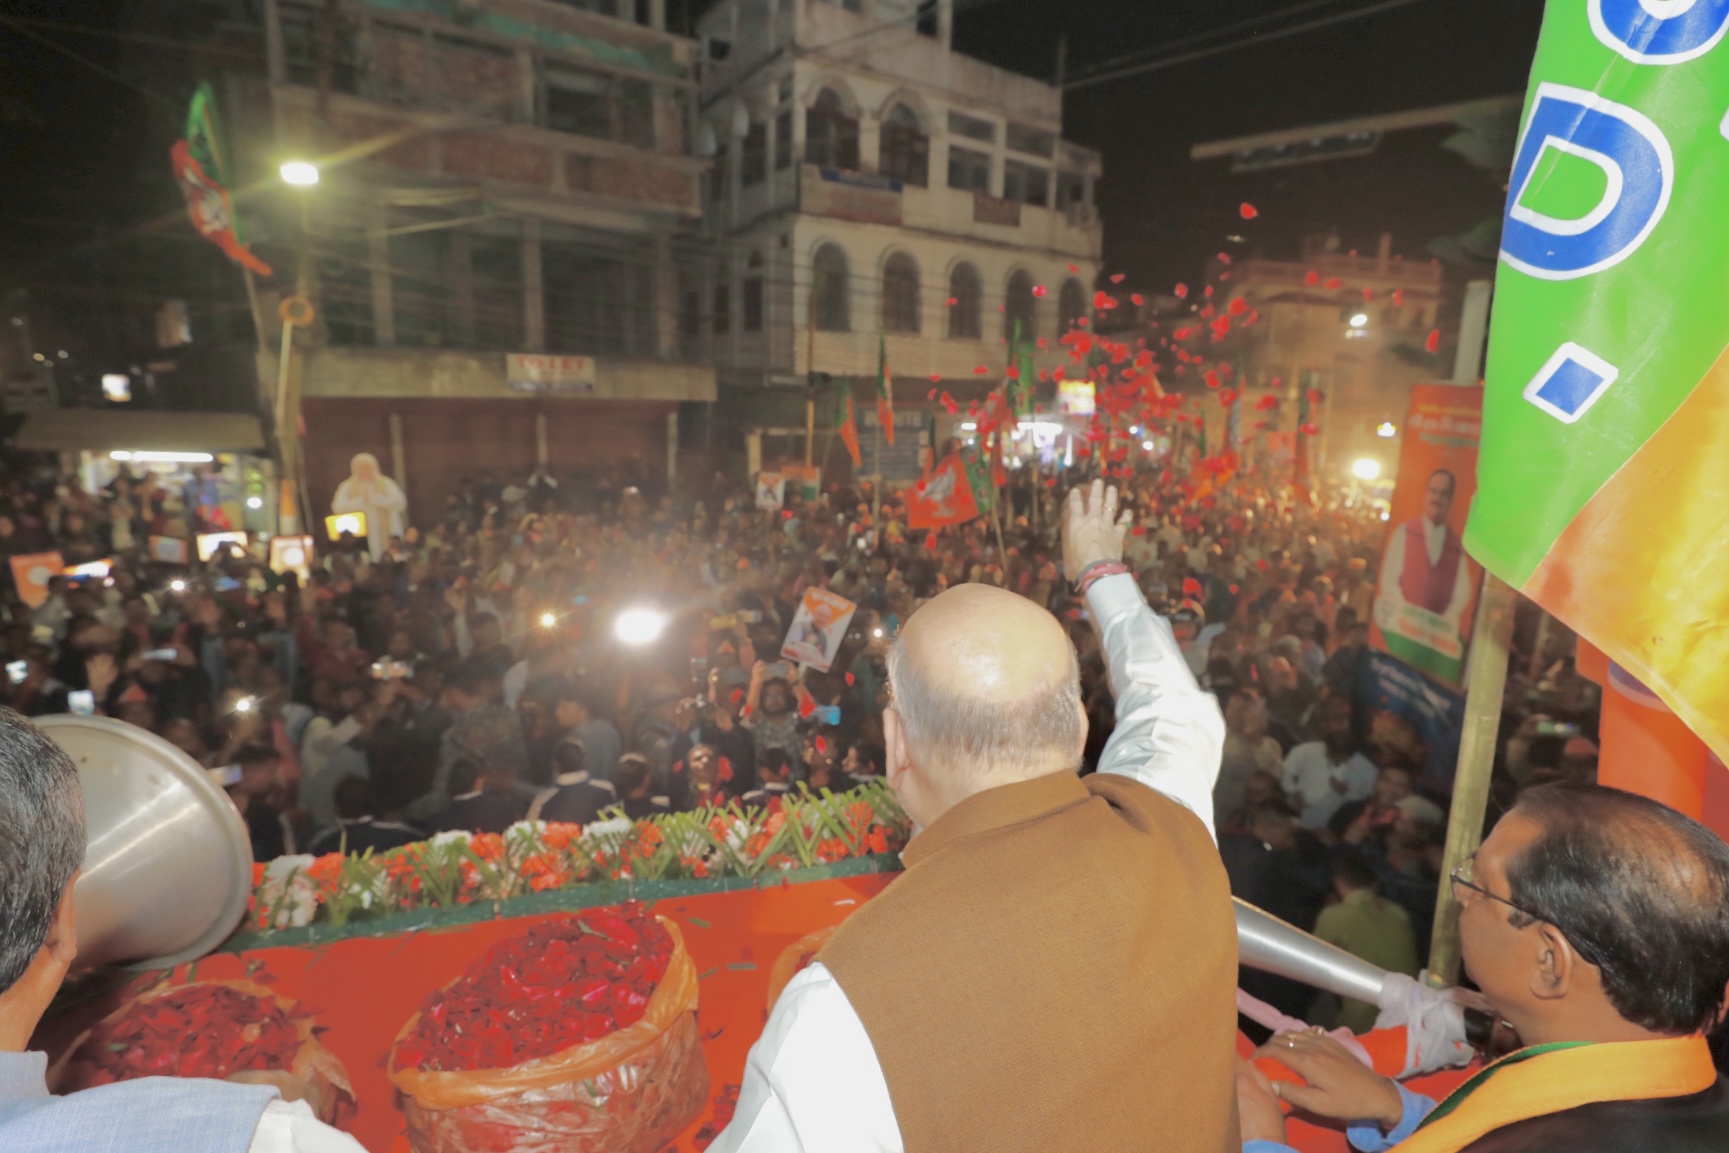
[388,917,710,1153]
[53,978,354,1125]
[765,925,837,1013]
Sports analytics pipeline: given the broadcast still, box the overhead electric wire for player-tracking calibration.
[1063,0,1377,84]
[1064,0,1433,91]
[0,13,186,111]
[0,14,263,60]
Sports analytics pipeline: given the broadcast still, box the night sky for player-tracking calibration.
[0,0,1547,313]
[952,0,1546,305]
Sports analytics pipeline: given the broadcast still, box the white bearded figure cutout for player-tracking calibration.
[331,452,407,559]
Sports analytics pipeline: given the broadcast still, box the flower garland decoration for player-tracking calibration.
[247,782,909,934]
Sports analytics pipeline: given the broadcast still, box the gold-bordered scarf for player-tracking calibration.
[1391,1035,1716,1153]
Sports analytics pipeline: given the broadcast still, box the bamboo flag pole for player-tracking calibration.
[1427,574,1516,985]
[1427,277,1505,987]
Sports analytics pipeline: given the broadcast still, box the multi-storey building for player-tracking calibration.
[254,0,716,520]
[1206,233,1448,481]
[693,0,1103,478]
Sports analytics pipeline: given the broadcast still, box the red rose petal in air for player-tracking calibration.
[1324,278,1344,290]
[1301,422,1320,436]
[1093,291,1112,310]
[1425,329,1441,354]
[1227,297,1248,316]
[1217,252,1233,265]
[1131,293,1144,306]
[946,296,958,307]
[973,365,988,374]
[1239,202,1259,220]
[1305,270,1320,286]
[1363,288,1374,302]
[1392,289,1405,306]
[927,388,938,398]
[1032,284,1047,297]
[1110,272,1126,284]
[1174,283,1189,299]
[1067,264,1079,273]
[1204,284,1215,299]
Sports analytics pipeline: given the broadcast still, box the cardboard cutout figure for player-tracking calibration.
[331,453,407,560]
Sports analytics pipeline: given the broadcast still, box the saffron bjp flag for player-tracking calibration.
[171,83,271,276]
[905,452,979,531]
[875,336,894,446]
[836,383,862,469]
[1464,1,1729,761]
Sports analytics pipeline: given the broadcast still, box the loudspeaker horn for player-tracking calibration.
[39,715,254,970]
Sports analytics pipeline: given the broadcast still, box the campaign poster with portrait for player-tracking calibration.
[1371,385,1485,687]
[755,472,786,511]
[781,588,858,673]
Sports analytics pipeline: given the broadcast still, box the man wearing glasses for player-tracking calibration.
[1236,782,1729,1153]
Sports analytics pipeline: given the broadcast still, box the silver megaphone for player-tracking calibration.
[39,715,254,969]
[1234,897,1392,1007]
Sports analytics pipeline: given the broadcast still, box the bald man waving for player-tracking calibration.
[714,482,1239,1153]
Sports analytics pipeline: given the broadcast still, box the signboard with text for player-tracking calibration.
[801,166,903,225]
[506,353,597,394]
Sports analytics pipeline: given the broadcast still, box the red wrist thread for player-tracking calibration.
[1076,562,1130,595]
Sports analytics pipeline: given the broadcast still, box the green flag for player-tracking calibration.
[1464,1,1729,762]
[1007,318,1034,418]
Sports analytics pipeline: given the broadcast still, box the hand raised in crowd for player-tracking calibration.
[1062,479,1133,583]
[1253,1029,1405,1129]
[443,583,469,616]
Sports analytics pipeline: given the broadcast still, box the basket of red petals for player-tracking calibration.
[54,979,353,1124]
[388,903,708,1153]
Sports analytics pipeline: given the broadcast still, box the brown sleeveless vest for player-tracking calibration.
[821,771,1240,1152]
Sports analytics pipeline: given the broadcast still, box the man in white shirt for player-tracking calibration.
[0,708,363,1153]
[1281,695,1379,829]
[714,481,1238,1152]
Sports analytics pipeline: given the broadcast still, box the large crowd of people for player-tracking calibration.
[0,447,1604,1036]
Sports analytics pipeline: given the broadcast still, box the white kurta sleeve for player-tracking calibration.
[1087,572,1226,843]
[711,962,902,1153]
[245,1100,368,1153]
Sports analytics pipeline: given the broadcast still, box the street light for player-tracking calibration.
[279,160,320,187]
[1352,458,1382,481]
[1348,313,1370,329]
[1376,422,1398,438]
[614,607,668,647]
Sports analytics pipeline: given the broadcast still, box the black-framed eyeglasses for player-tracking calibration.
[1449,855,1542,920]
[1450,855,1601,966]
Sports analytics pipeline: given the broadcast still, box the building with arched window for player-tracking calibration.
[697,0,1102,474]
[1004,269,1038,342]
[805,89,860,171]
[881,252,921,333]
[811,243,851,332]
[948,262,982,340]
[1058,278,1088,335]
[880,104,929,187]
